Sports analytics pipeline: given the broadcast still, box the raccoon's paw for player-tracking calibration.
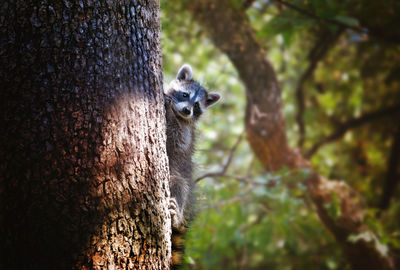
[169,198,184,229]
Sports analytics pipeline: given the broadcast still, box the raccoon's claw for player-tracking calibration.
[169,198,183,229]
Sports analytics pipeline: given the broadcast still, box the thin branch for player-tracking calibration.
[242,0,256,10]
[296,28,344,148]
[379,124,400,210]
[195,132,244,183]
[245,156,256,178]
[273,0,366,34]
[305,105,400,158]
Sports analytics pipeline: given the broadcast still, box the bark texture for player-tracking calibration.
[186,1,395,269]
[0,0,171,269]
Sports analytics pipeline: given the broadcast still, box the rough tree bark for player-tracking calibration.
[186,1,395,269]
[0,1,171,269]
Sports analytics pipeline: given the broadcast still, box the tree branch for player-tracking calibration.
[273,0,365,33]
[305,104,400,158]
[195,132,244,183]
[379,124,400,210]
[187,0,396,268]
[242,0,256,10]
[296,28,344,148]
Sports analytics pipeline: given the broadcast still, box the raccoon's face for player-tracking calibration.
[165,64,221,122]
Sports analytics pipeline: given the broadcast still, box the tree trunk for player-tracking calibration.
[186,0,395,269]
[0,1,171,269]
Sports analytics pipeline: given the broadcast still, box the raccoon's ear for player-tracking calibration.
[206,92,221,107]
[176,64,193,81]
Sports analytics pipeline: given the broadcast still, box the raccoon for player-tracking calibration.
[164,64,220,268]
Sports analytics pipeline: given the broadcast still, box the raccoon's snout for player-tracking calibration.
[173,101,193,119]
[181,106,191,116]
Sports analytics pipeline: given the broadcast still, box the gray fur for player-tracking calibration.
[165,64,220,229]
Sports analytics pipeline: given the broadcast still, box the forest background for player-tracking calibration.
[161,0,400,269]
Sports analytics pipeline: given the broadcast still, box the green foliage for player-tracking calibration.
[324,193,342,221]
[186,171,344,270]
[162,0,400,269]
[334,15,359,27]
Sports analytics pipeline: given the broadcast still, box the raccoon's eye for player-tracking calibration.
[182,92,189,98]
[194,102,200,111]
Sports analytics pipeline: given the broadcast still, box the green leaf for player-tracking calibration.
[282,30,295,47]
[334,15,360,27]
[258,17,292,39]
[324,193,342,220]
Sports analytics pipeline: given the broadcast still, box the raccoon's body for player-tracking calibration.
[165,64,220,268]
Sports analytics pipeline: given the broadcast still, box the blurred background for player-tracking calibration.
[161,1,400,269]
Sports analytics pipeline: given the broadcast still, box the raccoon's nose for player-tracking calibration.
[182,107,191,116]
